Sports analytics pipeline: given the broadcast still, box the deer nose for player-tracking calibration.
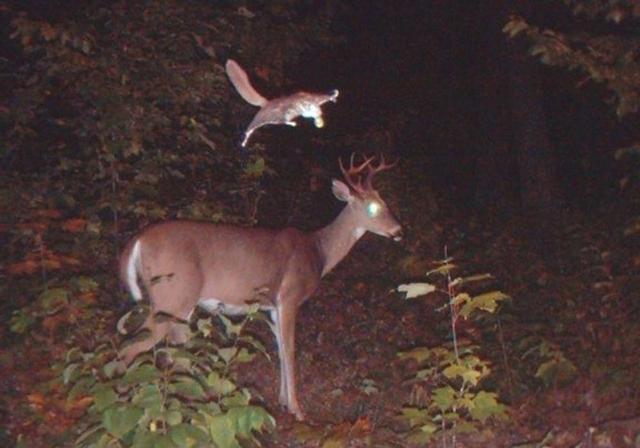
[391,227,403,242]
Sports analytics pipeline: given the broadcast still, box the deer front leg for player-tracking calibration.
[271,301,305,420]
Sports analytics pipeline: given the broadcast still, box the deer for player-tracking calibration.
[225,59,339,147]
[118,154,402,420]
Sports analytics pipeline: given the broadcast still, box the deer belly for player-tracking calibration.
[198,298,273,316]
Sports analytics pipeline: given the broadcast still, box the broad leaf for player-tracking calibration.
[397,282,436,299]
[102,406,143,439]
[469,391,507,423]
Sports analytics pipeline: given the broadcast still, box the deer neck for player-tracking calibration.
[314,204,365,277]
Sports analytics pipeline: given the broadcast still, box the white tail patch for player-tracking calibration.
[126,239,143,301]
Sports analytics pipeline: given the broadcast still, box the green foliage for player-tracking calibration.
[396,258,509,444]
[503,3,640,197]
[64,311,274,448]
[10,276,99,335]
[504,1,640,117]
[520,336,578,388]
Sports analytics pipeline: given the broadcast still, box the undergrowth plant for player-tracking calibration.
[63,304,274,448]
[519,335,577,389]
[396,255,509,446]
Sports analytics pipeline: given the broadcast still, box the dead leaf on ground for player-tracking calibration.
[62,218,87,233]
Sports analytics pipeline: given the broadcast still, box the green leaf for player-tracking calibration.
[207,371,237,396]
[418,422,438,434]
[73,276,99,292]
[535,357,577,387]
[103,360,124,379]
[207,413,239,448]
[122,363,161,385]
[133,384,162,417]
[451,273,494,287]
[218,314,243,337]
[196,318,213,337]
[431,386,456,411]
[65,347,84,363]
[240,335,270,360]
[397,282,436,299]
[102,406,143,439]
[244,157,266,178]
[220,389,251,408]
[426,263,457,277]
[452,292,471,307]
[39,287,69,313]
[397,347,432,364]
[227,405,275,435]
[233,347,255,364]
[169,424,208,448]
[68,375,96,401]
[218,347,238,364]
[407,427,436,445]
[63,363,80,385]
[166,409,183,426]
[469,391,507,423]
[400,407,430,427]
[93,386,118,412]
[170,376,206,399]
[442,363,468,381]
[10,309,34,334]
[459,291,509,318]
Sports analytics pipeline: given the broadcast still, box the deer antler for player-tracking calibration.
[339,153,376,193]
[364,153,398,190]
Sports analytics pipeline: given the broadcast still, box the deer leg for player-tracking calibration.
[270,308,288,406]
[121,276,199,364]
[119,315,174,364]
[273,300,305,420]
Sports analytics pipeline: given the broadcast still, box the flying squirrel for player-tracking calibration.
[225,59,339,146]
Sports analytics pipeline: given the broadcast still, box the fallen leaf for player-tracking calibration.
[35,209,62,218]
[62,218,86,233]
[6,260,39,275]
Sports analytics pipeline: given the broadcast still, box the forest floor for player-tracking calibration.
[2,202,640,447]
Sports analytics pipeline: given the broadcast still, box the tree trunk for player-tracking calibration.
[507,18,563,213]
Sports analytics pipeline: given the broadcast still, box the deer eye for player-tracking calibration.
[366,201,381,217]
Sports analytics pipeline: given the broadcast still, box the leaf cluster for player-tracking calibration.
[64,311,274,448]
[504,1,640,117]
[395,258,509,444]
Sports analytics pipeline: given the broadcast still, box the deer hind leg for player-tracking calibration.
[270,308,288,406]
[120,271,200,364]
[119,315,175,364]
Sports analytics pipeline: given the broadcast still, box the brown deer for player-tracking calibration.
[225,59,339,147]
[118,154,402,420]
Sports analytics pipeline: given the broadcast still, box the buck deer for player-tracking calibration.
[118,154,402,420]
[225,59,339,147]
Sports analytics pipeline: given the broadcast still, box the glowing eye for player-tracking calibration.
[366,201,381,217]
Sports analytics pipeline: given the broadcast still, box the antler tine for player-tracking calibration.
[364,153,399,189]
[339,152,376,192]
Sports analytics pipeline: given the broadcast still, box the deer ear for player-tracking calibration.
[332,179,352,202]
